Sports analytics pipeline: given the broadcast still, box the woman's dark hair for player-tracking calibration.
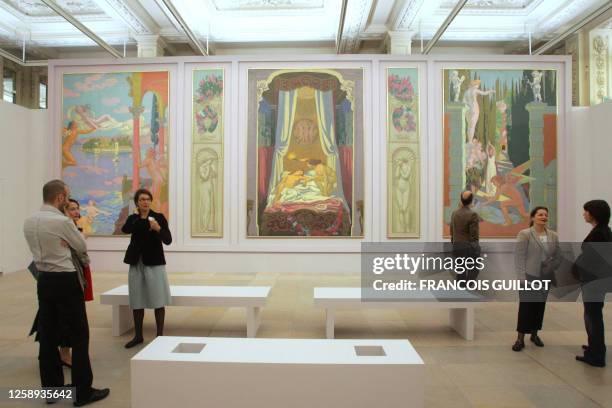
[67,120,75,129]
[68,198,80,208]
[133,188,153,206]
[584,200,611,226]
[529,206,548,227]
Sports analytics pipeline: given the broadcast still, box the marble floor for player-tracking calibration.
[1,270,611,408]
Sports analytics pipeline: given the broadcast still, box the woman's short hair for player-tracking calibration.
[133,188,153,205]
[583,200,611,226]
[529,206,548,227]
[68,198,80,207]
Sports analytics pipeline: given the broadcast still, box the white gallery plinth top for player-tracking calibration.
[314,287,482,301]
[132,336,424,365]
[102,285,271,299]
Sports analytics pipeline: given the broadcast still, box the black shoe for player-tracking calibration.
[530,334,544,347]
[576,355,606,367]
[124,338,143,349]
[512,340,525,352]
[46,397,59,405]
[73,388,110,407]
[582,345,589,351]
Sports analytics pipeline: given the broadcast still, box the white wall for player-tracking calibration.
[0,100,49,274]
[571,102,612,239]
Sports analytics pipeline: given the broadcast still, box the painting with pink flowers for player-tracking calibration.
[387,67,420,238]
[61,71,170,235]
[192,68,224,237]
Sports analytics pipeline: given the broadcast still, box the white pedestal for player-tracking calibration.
[101,285,270,337]
[314,287,478,340]
[131,336,424,408]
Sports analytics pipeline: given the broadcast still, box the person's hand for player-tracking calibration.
[149,218,161,232]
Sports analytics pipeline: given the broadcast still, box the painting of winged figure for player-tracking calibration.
[443,68,558,238]
[62,71,169,235]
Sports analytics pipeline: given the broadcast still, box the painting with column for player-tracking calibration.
[61,71,169,235]
[192,68,224,237]
[443,69,557,238]
[387,67,420,238]
[246,68,364,237]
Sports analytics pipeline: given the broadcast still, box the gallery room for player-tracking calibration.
[1,0,612,407]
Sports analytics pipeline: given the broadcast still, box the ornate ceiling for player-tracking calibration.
[0,0,608,57]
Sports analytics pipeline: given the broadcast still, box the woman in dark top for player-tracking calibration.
[574,199,612,367]
[121,189,172,349]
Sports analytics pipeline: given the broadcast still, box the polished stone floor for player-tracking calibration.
[0,270,611,408]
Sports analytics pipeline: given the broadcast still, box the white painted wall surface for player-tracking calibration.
[0,101,48,273]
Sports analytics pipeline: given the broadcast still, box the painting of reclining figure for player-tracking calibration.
[443,68,558,238]
[246,68,364,237]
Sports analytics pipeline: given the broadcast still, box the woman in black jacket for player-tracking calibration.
[122,189,172,349]
[574,199,612,367]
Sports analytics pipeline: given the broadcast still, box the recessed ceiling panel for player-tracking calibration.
[2,0,104,17]
[212,0,324,11]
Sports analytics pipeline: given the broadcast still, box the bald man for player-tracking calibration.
[450,191,482,281]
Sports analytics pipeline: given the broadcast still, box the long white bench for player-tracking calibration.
[131,336,424,408]
[314,287,479,340]
[100,285,271,338]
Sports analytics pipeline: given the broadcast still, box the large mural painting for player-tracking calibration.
[246,68,364,237]
[443,68,558,238]
[62,71,169,235]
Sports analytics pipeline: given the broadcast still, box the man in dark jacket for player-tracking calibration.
[450,191,482,281]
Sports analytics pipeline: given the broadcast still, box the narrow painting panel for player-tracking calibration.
[192,68,224,237]
[387,67,420,238]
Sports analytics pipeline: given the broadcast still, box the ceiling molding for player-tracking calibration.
[393,0,427,30]
[423,0,467,54]
[92,0,158,35]
[156,0,207,55]
[211,0,324,12]
[438,0,546,16]
[39,0,122,57]
[537,0,601,34]
[338,0,374,53]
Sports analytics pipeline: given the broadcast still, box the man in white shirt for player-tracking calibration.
[24,179,109,406]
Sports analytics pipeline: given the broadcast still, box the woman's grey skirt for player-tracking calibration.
[128,259,171,309]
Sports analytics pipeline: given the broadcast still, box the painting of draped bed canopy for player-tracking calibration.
[246,68,364,237]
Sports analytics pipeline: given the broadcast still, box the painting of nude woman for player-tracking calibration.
[62,71,169,235]
[443,68,558,238]
[246,68,364,237]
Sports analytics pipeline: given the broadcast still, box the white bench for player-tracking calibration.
[314,287,479,340]
[100,285,271,338]
[131,336,424,408]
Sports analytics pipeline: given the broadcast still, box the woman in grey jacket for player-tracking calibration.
[512,206,560,351]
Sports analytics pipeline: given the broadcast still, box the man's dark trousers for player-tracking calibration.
[37,271,93,401]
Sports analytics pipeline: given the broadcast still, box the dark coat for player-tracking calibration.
[122,210,172,266]
[450,205,481,256]
[573,224,612,284]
